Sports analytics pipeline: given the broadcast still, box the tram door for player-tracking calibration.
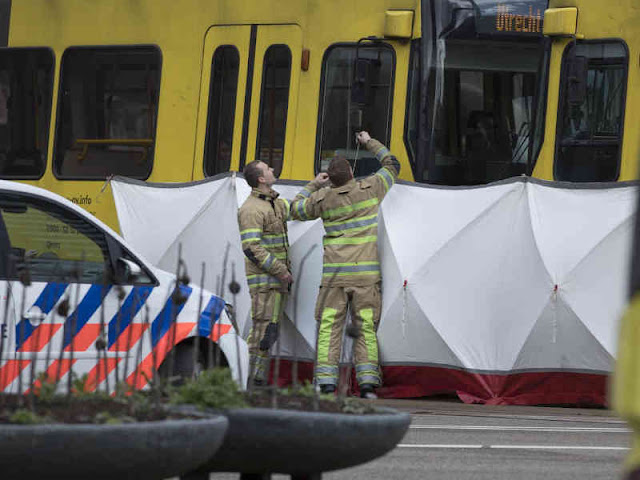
[194,24,303,180]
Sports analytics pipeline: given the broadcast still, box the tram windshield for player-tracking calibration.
[409,0,550,185]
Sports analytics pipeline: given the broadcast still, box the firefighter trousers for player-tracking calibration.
[247,288,287,384]
[314,283,382,388]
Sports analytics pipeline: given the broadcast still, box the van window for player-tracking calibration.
[316,43,395,176]
[555,41,628,182]
[255,45,291,177]
[204,46,240,176]
[54,46,161,180]
[0,48,54,179]
[0,193,109,283]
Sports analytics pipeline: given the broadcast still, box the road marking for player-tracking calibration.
[398,444,483,449]
[398,444,630,451]
[411,413,628,424]
[490,445,630,451]
[409,425,631,433]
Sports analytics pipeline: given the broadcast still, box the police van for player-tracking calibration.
[0,180,247,393]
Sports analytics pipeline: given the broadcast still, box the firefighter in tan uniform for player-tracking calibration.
[290,131,400,397]
[238,160,293,386]
[239,161,327,386]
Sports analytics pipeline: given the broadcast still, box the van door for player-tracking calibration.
[194,24,302,180]
[0,281,16,391]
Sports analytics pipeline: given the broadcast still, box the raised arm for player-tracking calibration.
[289,172,330,221]
[357,131,401,196]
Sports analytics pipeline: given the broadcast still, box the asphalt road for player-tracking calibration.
[202,399,633,480]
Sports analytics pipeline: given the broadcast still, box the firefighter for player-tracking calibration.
[290,131,400,397]
[238,160,293,386]
[239,161,327,386]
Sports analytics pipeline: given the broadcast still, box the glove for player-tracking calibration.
[259,323,279,351]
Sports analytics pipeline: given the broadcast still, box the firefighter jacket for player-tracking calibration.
[290,139,400,287]
[238,188,291,291]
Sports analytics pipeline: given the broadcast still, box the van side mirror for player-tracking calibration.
[567,55,588,106]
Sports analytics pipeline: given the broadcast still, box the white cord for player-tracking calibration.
[353,140,360,175]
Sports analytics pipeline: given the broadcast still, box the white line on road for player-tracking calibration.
[411,413,628,424]
[490,445,630,451]
[410,425,631,433]
[398,444,484,449]
[398,444,630,451]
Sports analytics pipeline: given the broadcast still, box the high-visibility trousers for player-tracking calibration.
[314,283,382,388]
[247,289,287,384]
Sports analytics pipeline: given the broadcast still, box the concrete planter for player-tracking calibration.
[184,407,410,478]
[0,416,228,480]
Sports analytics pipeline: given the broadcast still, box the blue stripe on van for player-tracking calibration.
[107,286,154,348]
[15,282,68,350]
[62,284,111,349]
[197,295,226,337]
[150,285,193,347]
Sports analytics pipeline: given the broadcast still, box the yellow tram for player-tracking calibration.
[0,0,637,230]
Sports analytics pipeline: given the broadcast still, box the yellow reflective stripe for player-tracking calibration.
[271,292,282,324]
[262,234,286,246]
[355,363,378,373]
[241,230,261,240]
[324,213,377,228]
[323,261,379,267]
[242,238,260,245]
[323,262,380,275]
[240,228,262,234]
[373,145,390,162]
[377,167,394,192]
[261,253,275,269]
[273,252,287,259]
[322,198,378,220]
[323,235,377,245]
[322,271,380,278]
[263,249,285,258]
[247,274,281,288]
[317,307,337,363]
[293,198,310,220]
[360,308,378,362]
[325,223,377,237]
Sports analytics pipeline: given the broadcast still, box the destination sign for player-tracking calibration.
[473,0,548,36]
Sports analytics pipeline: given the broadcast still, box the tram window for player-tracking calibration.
[316,43,395,176]
[54,46,161,180]
[0,48,54,179]
[255,45,291,177]
[555,42,628,182]
[426,40,547,185]
[204,46,239,176]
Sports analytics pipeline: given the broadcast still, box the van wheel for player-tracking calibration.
[158,344,204,383]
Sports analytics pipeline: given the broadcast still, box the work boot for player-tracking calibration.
[320,384,336,394]
[359,384,377,399]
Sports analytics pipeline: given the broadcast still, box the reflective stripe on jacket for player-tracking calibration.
[290,139,400,286]
[238,188,290,290]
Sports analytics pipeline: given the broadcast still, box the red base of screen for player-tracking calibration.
[270,360,608,406]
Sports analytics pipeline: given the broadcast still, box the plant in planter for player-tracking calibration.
[0,388,228,480]
[176,266,411,480]
[174,362,410,480]
[0,263,230,480]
